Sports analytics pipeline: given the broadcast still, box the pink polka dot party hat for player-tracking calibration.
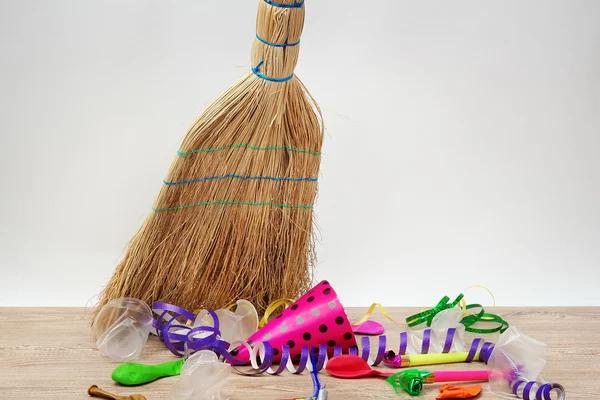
[235,280,357,363]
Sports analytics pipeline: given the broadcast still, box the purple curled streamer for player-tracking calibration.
[333,346,343,357]
[315,344,328,371]
[298,346,311,372]
[421,329,431,354]
[294,346,310,374]
[523,381,536,400]
[513,378,525,395]
[359,335,386,365]
[222,341,275,375]
[500,355,565,400]
[512,379,566,400]
[466,337,482,362]
[153,302,197,323]
[152,302,221,357]
[414,328,458,354]
[536,384,550,400]
[271,345,291,374]
[399,332,408,355]
[361,336,370,360]
[479,341,494,364]
[442,328,455,353]
[374,335,386,365]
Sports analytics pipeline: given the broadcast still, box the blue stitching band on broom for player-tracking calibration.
[163,174,318,186]
[252,60,294,82]
[263,0,304,8]
[256,33,300,48]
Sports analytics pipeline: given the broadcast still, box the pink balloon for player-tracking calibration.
[352,320,385,336]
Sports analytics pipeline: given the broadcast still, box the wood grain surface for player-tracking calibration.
[0,307,597,399]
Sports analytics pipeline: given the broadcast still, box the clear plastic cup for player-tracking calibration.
[93,298,154,362]
[407,308,466,354]
[194,299,258,344]
[168,350,231,400]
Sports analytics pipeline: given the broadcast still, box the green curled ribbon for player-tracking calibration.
[405,294,508,334]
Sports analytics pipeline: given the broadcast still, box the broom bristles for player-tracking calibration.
[95,0,323,319]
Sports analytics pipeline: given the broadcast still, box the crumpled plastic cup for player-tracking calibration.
[430,307,466,352]
[93,298,154,362]
[168,350,231,400]
[487,326,548,398]
[407,308,466,354]
[194,299,258,344]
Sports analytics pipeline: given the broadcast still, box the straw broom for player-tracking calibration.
[95,0,323,317]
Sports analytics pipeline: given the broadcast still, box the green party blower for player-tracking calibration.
[387,369,489,396]
[112,360,183,385]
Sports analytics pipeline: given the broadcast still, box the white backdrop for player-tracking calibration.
[1,0,598,307]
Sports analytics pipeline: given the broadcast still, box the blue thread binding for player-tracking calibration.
[263,0,304,8]
[252,60,294,83]
[164,174,317,186]
[256,33,300,48]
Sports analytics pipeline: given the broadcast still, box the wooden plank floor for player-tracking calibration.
[0,307,597,399]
